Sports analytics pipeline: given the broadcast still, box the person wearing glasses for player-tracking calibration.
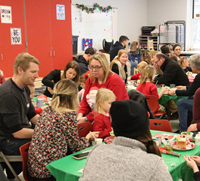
[77,53,129,123]
[153,53,189,86]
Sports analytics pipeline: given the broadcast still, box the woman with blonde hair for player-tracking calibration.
[42,61,80,97]
[27,79,99,181]
[77,53,129,123]
[110,49,130,83]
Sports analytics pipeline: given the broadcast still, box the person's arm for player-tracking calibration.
[150,84,159,99]
[12,128,34,139]
[176,74,200,96]
[93,115,111,138]
[30,114,39,125]
[111,63,119,75]
[150,158,173,181]
[42,69,60,89]
[194,88,200,130]
[131,72,141,80]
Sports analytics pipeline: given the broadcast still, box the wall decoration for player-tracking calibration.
[76,3,112,14]
[56,4,65,20]
[0,6,12,24]
[11,28,22,45]
[82,38,93,51]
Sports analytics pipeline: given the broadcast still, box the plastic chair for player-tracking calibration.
[78,122,93,138]
[149,119,172,132]
[19,142,33,181]
[145,95,166,118]
[0,151,22,181]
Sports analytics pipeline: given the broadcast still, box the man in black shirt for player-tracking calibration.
[0,53,40,179]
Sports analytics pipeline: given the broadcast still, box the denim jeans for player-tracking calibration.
[177,98,194,131]
[131,61,138,75]
[0,137,31,179]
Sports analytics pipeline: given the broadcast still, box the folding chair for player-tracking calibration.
[78,122,93,138]
[145,95,166,118]
[0,151,22,181]
[19,142,33,181]
[149,119,172,132]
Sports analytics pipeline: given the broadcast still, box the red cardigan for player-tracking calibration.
[79,73,129,121]
[137,82,159,100]
[194,88,200,130]
[93,113,112,139]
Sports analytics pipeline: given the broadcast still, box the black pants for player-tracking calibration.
[0,137,31,179]
[30,175,56,181]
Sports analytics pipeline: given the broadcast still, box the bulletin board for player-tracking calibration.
[71,4,118,53]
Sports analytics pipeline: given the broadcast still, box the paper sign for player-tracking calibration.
[56,4,65,20]
[11,28,22,45]
[0,6,12,24]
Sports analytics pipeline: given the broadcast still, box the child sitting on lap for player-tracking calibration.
[92,88,116,139]
[127,61,148,81]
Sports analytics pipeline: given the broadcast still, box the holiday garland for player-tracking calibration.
[76,3,112,13]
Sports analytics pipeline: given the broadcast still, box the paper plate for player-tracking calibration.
[172,141,195,151]
[153,134,175,141]
[104,136,115,144]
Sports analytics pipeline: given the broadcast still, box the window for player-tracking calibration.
[193,0,200,48]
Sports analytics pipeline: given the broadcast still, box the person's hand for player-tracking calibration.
[85,131,99,140]
[183,155,199,172]
[127,49,131,52]
[47,87,54,95]
[187,124,198,132]
[77,117,86,124]
[176,86,186,90]
[190,156,200,167]
[160,85,168,94]
[168,89,176,96]
[127,77,131,81]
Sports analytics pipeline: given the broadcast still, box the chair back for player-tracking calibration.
[149,119,172,132]
[19,142,33,181]
[150,50,158,60]
[78,122,93,138]
[145,95,159,113]
[134,68,139,75]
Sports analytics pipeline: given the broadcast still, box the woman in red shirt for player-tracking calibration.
[77,53,129,123]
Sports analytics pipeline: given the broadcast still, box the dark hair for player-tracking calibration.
[62,61,80,83]
[136,130,161,157]
[85,47,96,55]
[156,53,168,60]
[173,44,181,51]
[169,53,178,62]
[119,36,129,43]
[161,45,171,55]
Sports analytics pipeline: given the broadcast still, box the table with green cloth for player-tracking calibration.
[46,130,200,181]
[127,87,187,105]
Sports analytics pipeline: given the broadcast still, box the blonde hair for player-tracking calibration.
[89,53,111,83]
[110,49,128,80]
[94,88,116,113]
[140,50,152,64]
[14,53,40,75]
[140,65,155,84]
[137,61,148,73]
[51,79,78,112]
[179,56,188,68]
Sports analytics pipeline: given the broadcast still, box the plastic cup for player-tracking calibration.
[195,136,200,145]
[37,98,45,108]
[95,138,103,145]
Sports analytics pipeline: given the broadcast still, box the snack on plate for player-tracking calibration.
[176,135,186,148]
[181,131,193,139]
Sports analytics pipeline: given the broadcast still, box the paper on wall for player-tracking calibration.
[0,6,12,24]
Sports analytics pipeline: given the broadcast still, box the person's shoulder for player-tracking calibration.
[0,79,14,94]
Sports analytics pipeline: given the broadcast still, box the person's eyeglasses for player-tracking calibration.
[154,58,161,64]
[88,65,102,70]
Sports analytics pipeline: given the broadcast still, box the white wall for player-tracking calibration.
[71,0,147,52]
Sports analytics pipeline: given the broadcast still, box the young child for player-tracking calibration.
[127,61,148,81]
[136,65,167,99]
[92,88,116,139]
[179,56,192,73]
[78,71,89,101]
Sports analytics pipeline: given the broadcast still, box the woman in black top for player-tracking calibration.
[42,61,80,97]
[110,49,129,83]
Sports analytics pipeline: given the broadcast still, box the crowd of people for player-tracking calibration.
[0,37,200,181]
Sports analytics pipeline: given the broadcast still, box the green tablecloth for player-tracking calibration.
[46,130,200,181]
[127,87,187,105]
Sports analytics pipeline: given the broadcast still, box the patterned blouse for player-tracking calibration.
[27,107,89,179]
[0,70,5,84]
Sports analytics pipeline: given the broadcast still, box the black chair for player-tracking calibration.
[102,39,114,53]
